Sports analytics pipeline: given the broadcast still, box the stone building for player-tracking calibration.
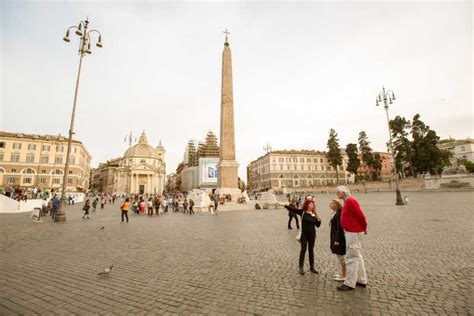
[248,150,355,192]
[0,131,92,192]
[357,152,393,181]
[438,138,474,163]
[90,132,166,194]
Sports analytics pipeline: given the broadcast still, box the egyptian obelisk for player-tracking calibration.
[217,30,241,200]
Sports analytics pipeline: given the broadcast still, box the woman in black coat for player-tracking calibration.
[280,199,322,275]
[329,199,346,281]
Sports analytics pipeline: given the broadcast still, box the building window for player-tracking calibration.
[28,144,37,150]
[0,154,3,161]
[11,168,17,173]
[67,178,73,184]
[26,155,35,163]
[0,142,5,148]
[140,159,146,164]
[68,157,75,165]
[69,171,73,174]
[22,168,35,174]
[53,169,63,175]
[10,154,20,162]
[55,156,62,164]
[53,178,60,184]
[7,177,17,184]
[23,177,32,184]
[300,158,304,163]
[320,158,323,163]
[41,170,46,174]
[39,178,46,184]
[12,143,21,149]
[41,144,50,151]
[40,156,49,163]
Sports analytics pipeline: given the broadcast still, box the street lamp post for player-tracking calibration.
[55,18,103,222]
[376,86,405,205]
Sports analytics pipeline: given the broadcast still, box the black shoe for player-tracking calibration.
[288,227,293,230]
[299,268,305,275]
[310,268,319,274]
[337,284,355,291]
[356,282,367,288]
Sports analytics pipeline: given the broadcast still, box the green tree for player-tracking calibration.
[411,114,448,175]
[372,152,382,181]
[345,143,360,181]
[326,129,343,183]
[458,157,474,173]
[358,131,375,180]
[389,116,414,177]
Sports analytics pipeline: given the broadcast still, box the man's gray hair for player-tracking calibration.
[336,186,351,195]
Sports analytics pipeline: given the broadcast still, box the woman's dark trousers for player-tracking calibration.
[299,232,315,269]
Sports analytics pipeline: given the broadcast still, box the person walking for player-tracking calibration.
[280,199,321,275]
[335,186,368,291]
[51,195,60,220]
[147,198,153,216]
[329,199,346,282]
[287,198,300,230]
[183,199,188,214]
[189,199,194,215]
[100,196,106,209]
[92,198,98,212]
[209,198,215,215]
[82,199,91,219]
[121,197,130,223]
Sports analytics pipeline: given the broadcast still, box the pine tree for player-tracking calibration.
[345,143,360,181]
[389,116,414,177]
[326,129,343,184]
[411,114,449,175]
[358,131,375,181]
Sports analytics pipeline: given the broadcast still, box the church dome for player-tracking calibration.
[123,132,159,159]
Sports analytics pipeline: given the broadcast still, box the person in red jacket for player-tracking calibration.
[336,186,368,291]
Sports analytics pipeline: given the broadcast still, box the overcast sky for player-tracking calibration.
[1,0,472,181]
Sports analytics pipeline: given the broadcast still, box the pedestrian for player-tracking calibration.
[101,196,106,209]
[41,198,48,216]
[50,195,60,220]
[92,198,98,212]
[329,199,346,282]
[335,186,368,291]
[121,197,130,223]
[183,199,188,214]
[280,199,321,275]
[163,198,168,213]
[132,199,139,214]
[82,199,91,219]
[147,198,153,216]
[214,195,219,212]
[287,198,300,230]
[139,199,146,214]
[209,199,215,215]
[189,199,194,215]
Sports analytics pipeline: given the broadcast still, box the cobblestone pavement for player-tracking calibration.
[0,191,472,315]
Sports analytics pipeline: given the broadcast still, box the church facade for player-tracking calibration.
[90,132,166,194]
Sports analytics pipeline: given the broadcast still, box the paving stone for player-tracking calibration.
[0,192,472,315]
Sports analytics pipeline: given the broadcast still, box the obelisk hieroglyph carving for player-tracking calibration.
[217,29,240,198]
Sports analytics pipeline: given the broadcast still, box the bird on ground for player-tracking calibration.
[98,265,114,276]
[100,226,105,230]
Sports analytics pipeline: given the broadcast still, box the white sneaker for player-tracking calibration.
[334,273,340,278]
[334,276,346,282]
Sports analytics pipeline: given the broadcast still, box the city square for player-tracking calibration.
[1,1,473,315]
[0,191,472,315]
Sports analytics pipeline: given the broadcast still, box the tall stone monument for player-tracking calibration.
[216,30,241,201]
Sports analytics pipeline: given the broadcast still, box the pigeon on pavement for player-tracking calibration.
[98,265,114,276]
